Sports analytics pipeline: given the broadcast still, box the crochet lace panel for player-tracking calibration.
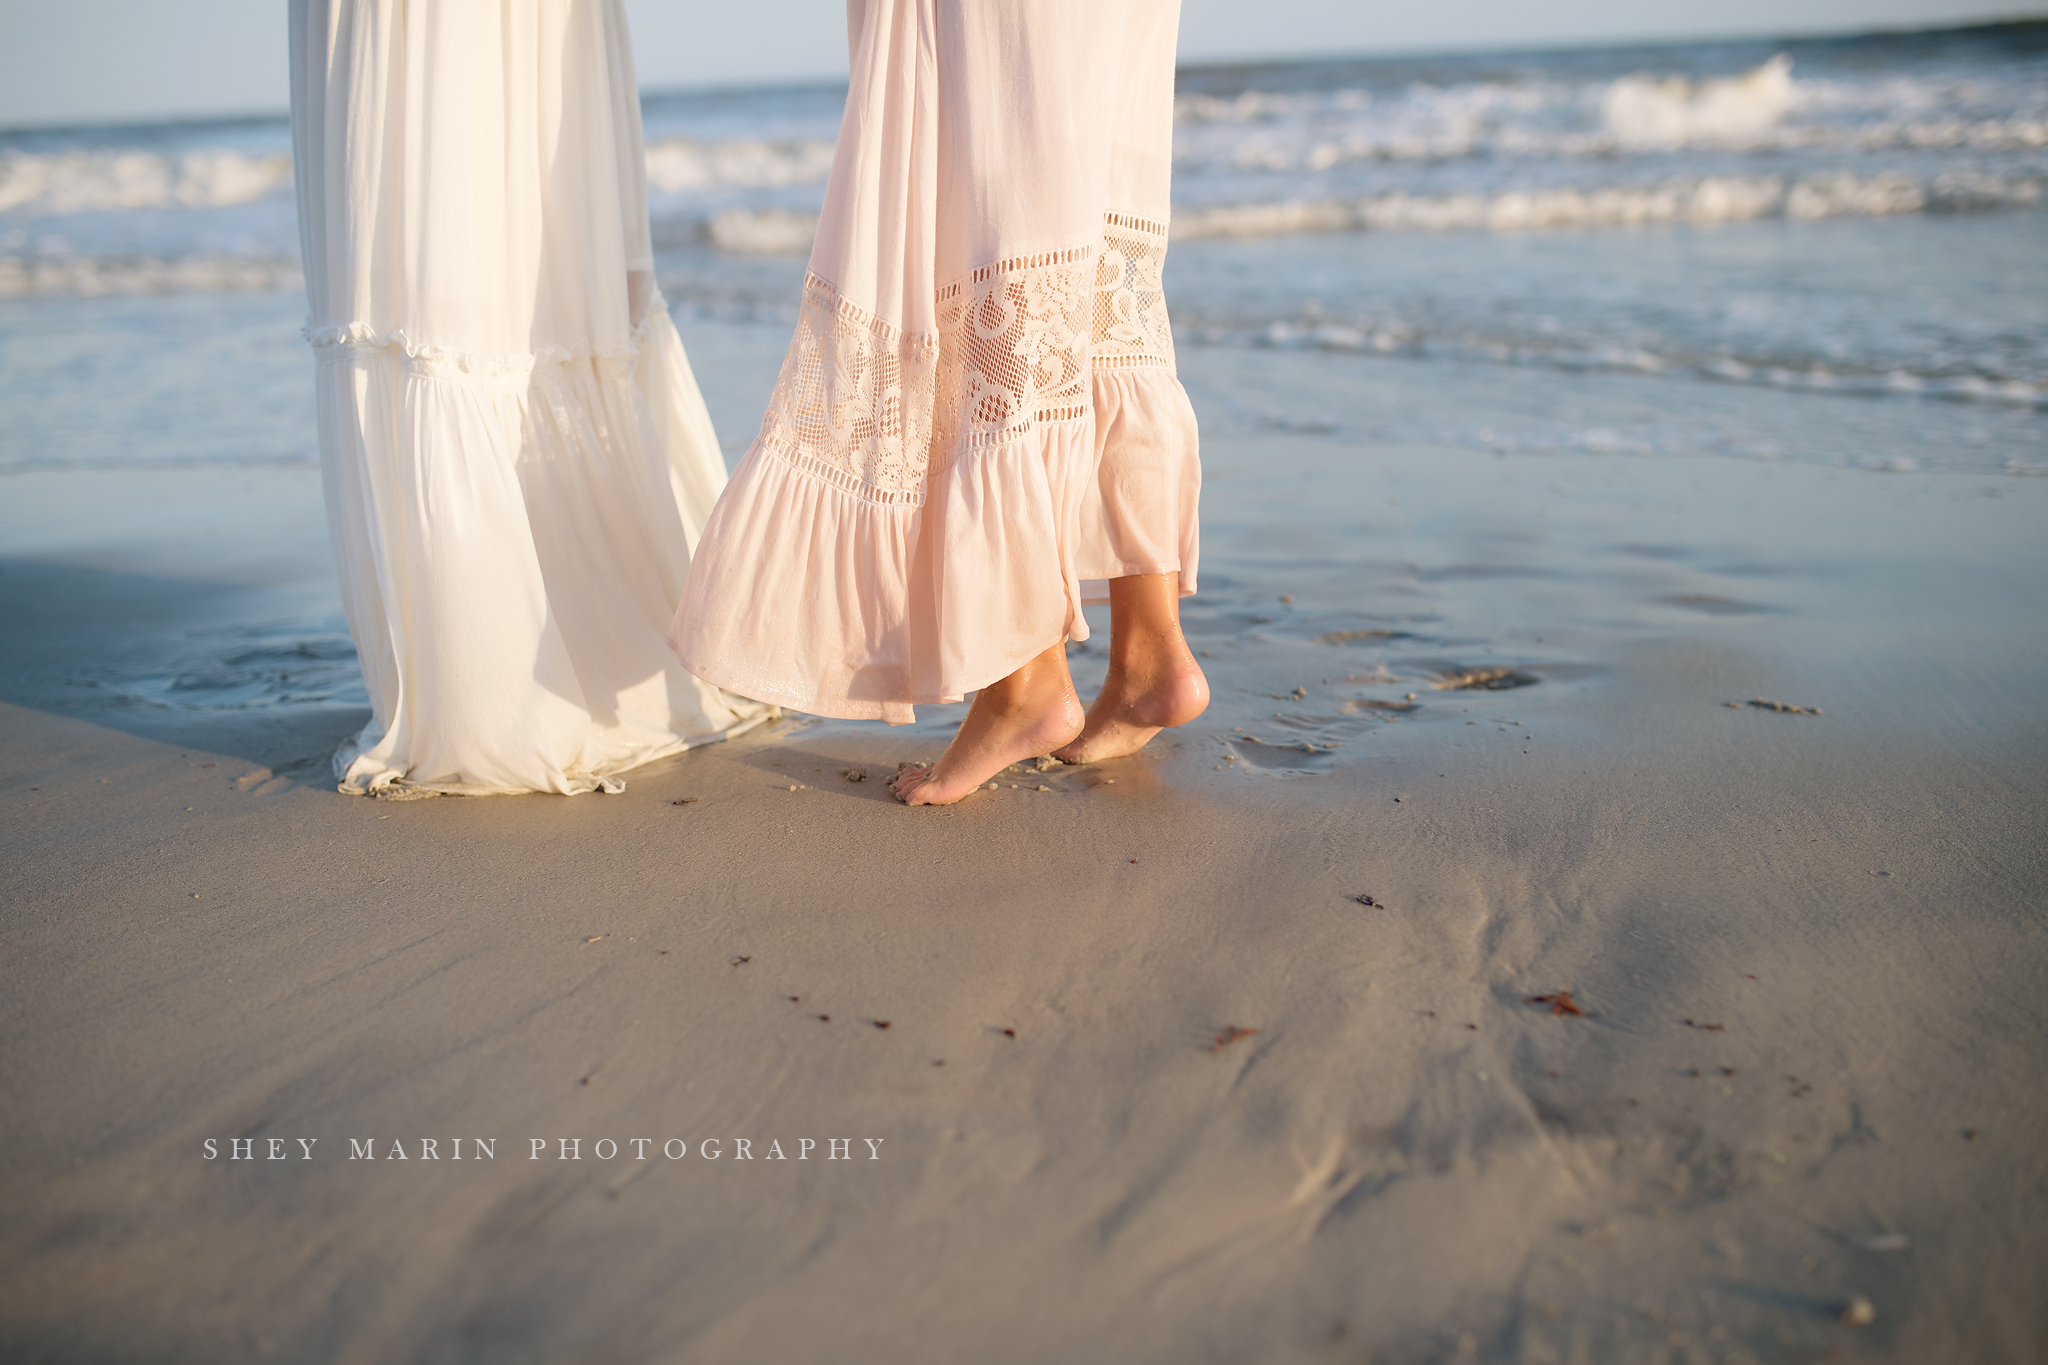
[754,276,941,506]
[758,212,1175,505]
[1094,212,1176,374]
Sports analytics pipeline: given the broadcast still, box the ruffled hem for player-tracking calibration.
[672,364,1201,723]
[670,412,1096,723]
[1074,367,1201,604]
[334,707,775,797]
[317,306,772,794]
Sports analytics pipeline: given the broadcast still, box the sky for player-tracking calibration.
[0,0,2036,129]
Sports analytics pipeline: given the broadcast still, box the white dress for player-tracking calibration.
[669,0,1201,724]
[290,0,768,794]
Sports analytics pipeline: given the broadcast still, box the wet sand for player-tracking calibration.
[2,442,2045,1364]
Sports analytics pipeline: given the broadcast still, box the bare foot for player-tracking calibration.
[1054,572,1209,764]
[894,643,1083,806]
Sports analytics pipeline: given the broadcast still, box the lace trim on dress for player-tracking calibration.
[754,272,941,506]
[755,211,1176,505]
[303,321,646,388]
[931,243,1094,471]
[1094,212,1176,373]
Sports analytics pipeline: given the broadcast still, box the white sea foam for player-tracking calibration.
[0,138,835,219]
[1171,170,2043,240]
[1199,313,2047,410]
[0,254,302,298]
[705,207,820,254]
[1602,54,1797,148]
[1170,56,2048,173]
[642,137,836,194]
[0,148,295,216]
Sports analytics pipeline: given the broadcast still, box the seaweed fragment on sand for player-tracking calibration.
[1525,991,1585,1017]
[1724,697,1822,714]
[1212,1025,1258,1053]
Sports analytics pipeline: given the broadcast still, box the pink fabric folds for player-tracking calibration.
[670,0,1201,722]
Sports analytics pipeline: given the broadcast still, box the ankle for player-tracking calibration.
[1107,638,1196,682]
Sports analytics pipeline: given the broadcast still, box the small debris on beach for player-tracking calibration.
[1212,1025,1258,1053]
[1036,784,1052,792]
[1526,991,1585,1017]
[1350,893,1381,907]
[670,797,699,806]
[1340,698,1417,714]
[730,956,751,966]
[872,1020,891,1030]
[1725,698,1822,714]
[1840,1295,1877,1327]
[1317,628,1416,644]
[1435,666,1539,691]
[842,766,867,782]
[817,1014,831,1022]
[582,935,607,944]
[1683,1018,1726,1031]
[787,995,800,1002]
[1001,1027,1016,1037]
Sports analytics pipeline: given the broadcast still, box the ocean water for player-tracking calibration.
[2,22,2043,729]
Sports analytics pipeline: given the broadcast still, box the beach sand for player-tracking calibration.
[2,440,2044,1363]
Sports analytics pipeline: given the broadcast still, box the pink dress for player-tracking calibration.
[670,0,1200,723]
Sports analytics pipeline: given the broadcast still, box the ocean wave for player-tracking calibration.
[1171,56,2048,171]
[0,148,294,216]
[0,254,301,297]
[0,137,835,218]
[642,137,836,193]
[704,207,819,254]
[1192,317,2046,410]
[1602,54,1797,148]
[1170,170,2043,239]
